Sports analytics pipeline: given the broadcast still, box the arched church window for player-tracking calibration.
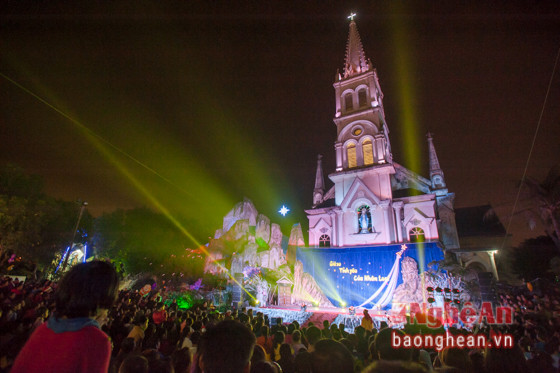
[409,227,425,242]
[344,93,353,112]
[363,139,374,166]
[319,234,330,247]
[358,89,367,107]
[357,205,372,233]
[347,143,357,168]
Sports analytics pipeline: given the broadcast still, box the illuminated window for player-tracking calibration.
[358,89,367,107]
[347,143,357,168]
[344,93,353,111]
[353,128,362,136]
[319,234,330,247]
[409,227,425,242]
[363,139,374,165]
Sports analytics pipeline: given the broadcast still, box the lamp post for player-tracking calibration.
[60,201,88,273]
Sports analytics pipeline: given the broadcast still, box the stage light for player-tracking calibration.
[340,301,347,307]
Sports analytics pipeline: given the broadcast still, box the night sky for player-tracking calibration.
[1,2,559,246]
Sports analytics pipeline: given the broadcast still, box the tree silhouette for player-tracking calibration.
[520,165,560,250]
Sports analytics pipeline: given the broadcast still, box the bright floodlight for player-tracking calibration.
[279,205,290,216]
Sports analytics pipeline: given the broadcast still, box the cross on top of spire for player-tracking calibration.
[343,13,369,79]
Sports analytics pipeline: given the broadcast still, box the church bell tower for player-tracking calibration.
[333,15,392,173]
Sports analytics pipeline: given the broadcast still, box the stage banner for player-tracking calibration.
[296,242,443,308]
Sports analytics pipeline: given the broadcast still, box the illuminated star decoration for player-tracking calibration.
[278,205,290,217]
[348,12,356,21]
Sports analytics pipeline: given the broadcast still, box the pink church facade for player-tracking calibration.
[306,19,460,252]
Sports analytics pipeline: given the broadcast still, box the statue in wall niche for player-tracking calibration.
[392,257,423,304]
[360,207,369,233]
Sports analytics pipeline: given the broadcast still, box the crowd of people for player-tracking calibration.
[1,261,560,372]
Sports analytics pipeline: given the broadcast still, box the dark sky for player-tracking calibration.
[1,1,559,246]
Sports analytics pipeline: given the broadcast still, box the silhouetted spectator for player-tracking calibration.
[294,350,312,373]
[362,360,428,373]
[277,343,296,373]
[485,345,529,373]
[251,360,281,373]
[311,339,354,373]
[171,347,191,373]
[305,326,322,353]
[374,328,412,361]
[118,354,149,373]
[11,260,119,373]
[251,344,267,367]
[199,320,256,373]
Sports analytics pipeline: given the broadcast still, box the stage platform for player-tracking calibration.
[248,305,392,333]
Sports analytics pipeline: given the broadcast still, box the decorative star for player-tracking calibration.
[400,244,408,251]
[348,12,356,21]
[278,205,290,216]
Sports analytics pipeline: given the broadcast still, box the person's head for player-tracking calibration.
[149,359,174,373]
[272,331,285,347]
[361,360,428,373]
[260,325,269,338]
[279,343,293,361]
[172,347,191,373]
[332,329,342,340]
[306,326,322,346]
[134,314,149,329]
[294,350,312,373]
[200,320,256,373]
[55,260,119,318]
[374,328,412,361]
[251,344,266,366]
[120,337,136,354]
[190,330,202,346]
[119,354,149,373]
[485,345,529,373]
[339,338,354,353]
[141,348,161,364]
[440,347,471,371]
[250,361,281,373]
[468,350,484,372]
[311,339,354,373]
[292,330,301,343]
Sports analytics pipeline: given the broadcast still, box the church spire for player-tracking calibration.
[427,132,446,190]
[313,154,325,206]
[343,14,370,79]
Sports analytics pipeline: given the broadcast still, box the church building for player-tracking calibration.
[306,17,460,253]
